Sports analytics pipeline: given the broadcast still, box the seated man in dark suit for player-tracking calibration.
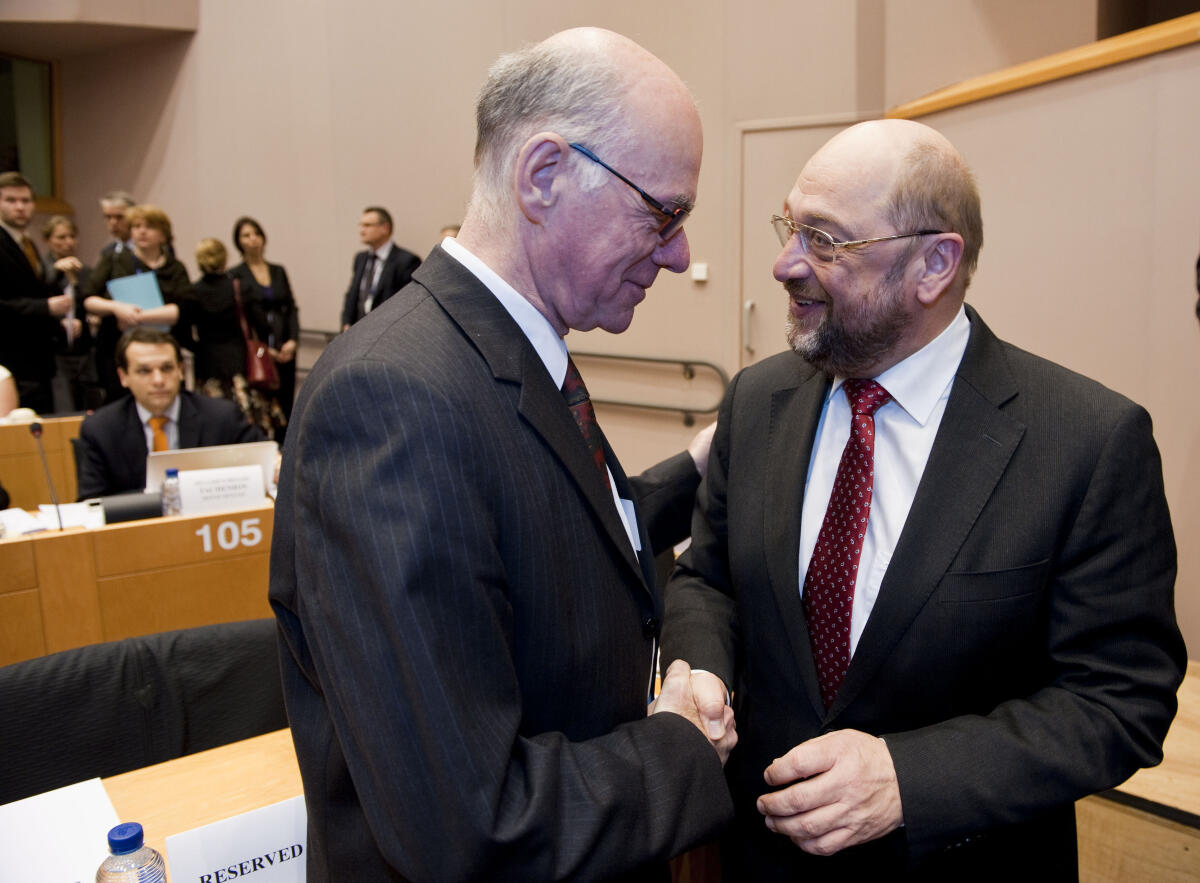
[76,328,264,499]
[339,206,421,329]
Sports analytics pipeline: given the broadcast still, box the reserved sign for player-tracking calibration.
[165,795,306,882]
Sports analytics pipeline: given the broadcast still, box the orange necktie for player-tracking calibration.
[149,416,169,452]
[21,236,43,279]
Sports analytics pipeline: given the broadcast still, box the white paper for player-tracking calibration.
[0,778,120,883]
[178,465,266,516]
[37,502,106,529]
[165,795,306,883]
[0,507,45,537]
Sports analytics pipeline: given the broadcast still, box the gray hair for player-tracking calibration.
[471,39,633,219]
[99,189,136,209]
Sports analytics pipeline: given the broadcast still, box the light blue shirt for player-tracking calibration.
[135,395,182,453]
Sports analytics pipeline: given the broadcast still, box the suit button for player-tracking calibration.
[643,617,661,639]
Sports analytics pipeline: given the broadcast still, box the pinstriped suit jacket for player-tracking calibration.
[270,247,732,881]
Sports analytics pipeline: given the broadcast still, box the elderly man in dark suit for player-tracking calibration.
[339,205,421,330]
[662,118,1186,880]
[76,328,263,499]
[0,171,73,415]
[271,27,736,881]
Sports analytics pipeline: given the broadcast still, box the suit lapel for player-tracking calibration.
[832,307,1024,716]
[764,366,831,718]
[177,392,202,449]
[413,249,647,589]
[122,399,150,491]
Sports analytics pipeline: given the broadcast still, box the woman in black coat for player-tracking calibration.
[182,237,285,439]
[228,216,300,428]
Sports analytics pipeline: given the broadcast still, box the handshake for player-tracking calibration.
[649,659,737,765]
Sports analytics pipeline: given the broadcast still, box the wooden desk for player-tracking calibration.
[0,415,82,508]
[104,729,302,864]
[1077,660,1200,881]
[0,503,273,665]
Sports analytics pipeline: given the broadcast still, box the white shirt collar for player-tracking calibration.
[440,237,568,386]
[373,240,394,262]
[828,305,970,426]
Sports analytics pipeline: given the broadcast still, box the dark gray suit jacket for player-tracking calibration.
[75,389,264,499]
[270,247,732,881]
[662,305,1185,879]
[339,242,421,328]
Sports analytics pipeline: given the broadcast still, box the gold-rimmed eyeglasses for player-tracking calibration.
[771,214,943,263]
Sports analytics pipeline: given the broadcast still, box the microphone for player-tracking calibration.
[29,422,64,530]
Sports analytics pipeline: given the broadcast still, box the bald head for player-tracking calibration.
[804,120,982,292]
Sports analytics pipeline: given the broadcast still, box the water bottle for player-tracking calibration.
[161,468,182,516]
[96,821,167,882]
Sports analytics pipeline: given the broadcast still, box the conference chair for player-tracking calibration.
[0,618,287,805]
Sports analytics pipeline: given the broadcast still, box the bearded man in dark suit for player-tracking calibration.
[661,118,1185,880]
[271,27,737,882]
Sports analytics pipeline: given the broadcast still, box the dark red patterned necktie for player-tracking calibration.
[804,379,892,709]
[561,357,610,491]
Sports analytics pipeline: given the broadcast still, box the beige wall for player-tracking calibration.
[15,1,1195,650]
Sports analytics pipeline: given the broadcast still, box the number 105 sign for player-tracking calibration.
[195,517,265,553]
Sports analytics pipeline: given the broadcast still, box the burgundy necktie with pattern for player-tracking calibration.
[803,378,892,709]
[561,357,611,491]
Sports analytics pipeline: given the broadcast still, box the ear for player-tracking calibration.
[914,233,964,306]
[117,367,130,390]
[514,132,569,225]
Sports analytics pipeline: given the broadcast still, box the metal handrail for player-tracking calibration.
[297,330,729,426]
[568,350,728,426]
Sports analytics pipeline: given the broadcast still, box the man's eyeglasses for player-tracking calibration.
[569,143,689,242]
[771,214,943,263]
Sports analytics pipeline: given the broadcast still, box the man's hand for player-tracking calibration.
[757,729,902,855]
[47,292,73,318]
[650,659,736,765]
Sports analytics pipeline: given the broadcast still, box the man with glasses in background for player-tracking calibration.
[271,28,734,881]
[661,118,1184,879]
[339,205,421,330]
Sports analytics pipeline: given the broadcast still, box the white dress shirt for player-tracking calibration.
[799,306,970,655]
[441,237,639,551]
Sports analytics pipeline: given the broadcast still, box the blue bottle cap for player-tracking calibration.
[107,821,144,855]
[165,468,179,478]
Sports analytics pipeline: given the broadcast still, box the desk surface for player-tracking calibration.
[104,728,302,860]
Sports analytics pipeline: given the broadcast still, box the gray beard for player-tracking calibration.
[784,267,910,377]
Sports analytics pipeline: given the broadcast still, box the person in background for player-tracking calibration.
[42,215,99,412]
[339,206,421,330]
[271,27,735,881]
[0,171,72,415]
[185,237,285,438]
[662,118,1185,879]
[85,204,190,404]
[228,216,299,428]
[97,190,136,260]
[75,328,263,499]
[438,223,461,240]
